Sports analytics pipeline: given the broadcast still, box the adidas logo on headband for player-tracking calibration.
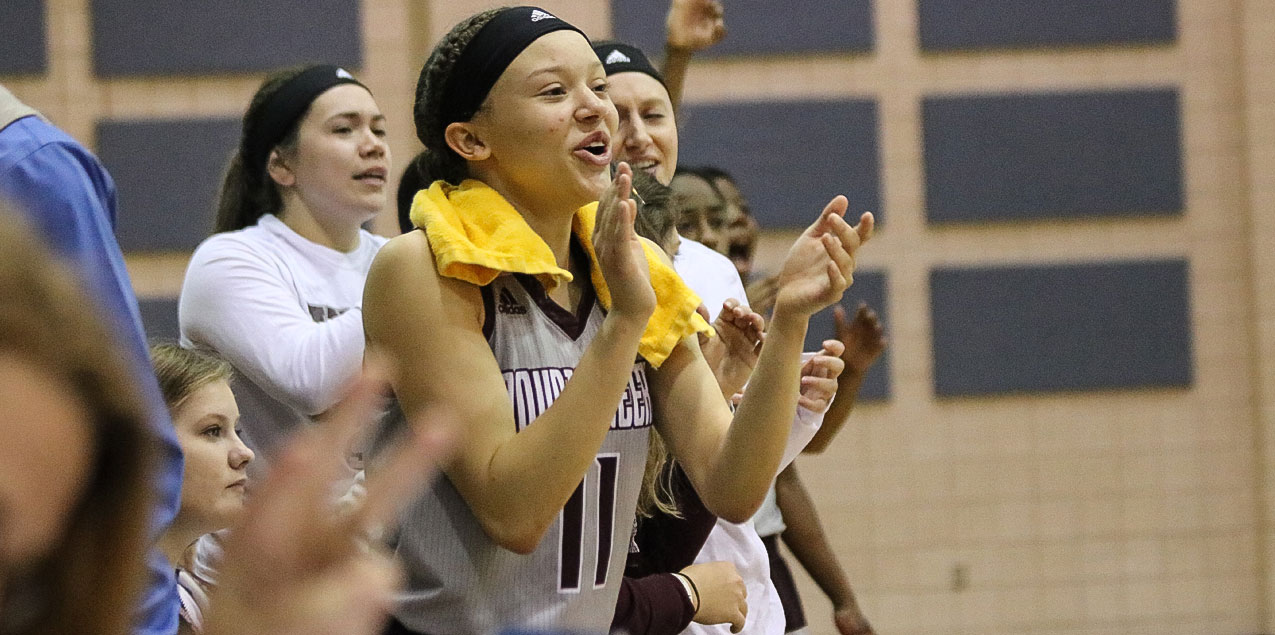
[605,49,631,65]
[529,9,556,22]
[335,68,353,80]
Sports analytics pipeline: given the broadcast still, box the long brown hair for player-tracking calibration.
[628,173,682,519]
[0,204,154,635]
[214,66,309,233]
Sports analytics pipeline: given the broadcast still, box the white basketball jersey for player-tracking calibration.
[389,271,652,635]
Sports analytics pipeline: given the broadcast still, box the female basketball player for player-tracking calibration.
[179,65,390,468]
[364,8,871,634]
[599,32,876,635]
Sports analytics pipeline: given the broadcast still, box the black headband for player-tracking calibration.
[244,65,369,177]
[593,41,665,87]
[440,6,588,125]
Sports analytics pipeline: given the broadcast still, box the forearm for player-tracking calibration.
[661,46,694,111]
[781,405,825,470]
[611,574,697,635]
[196,306,366,416]
[478,314,648,547]
[269,311,369,414]
[180,248,368,415]
[805,369,865,454]
[775,466,856,607]
[701,308,809,520]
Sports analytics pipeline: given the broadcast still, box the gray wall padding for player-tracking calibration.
[0,0,47,75]
[922,89,1183,223]
[97,117,240,251]
[138,297,181,342]
[678,99,881,229]
[610,0,873,58]
[918,0,1176,51]
[92,0,362,76]
[930,259,1193,396]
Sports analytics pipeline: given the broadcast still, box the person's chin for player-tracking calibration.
[566,171,609,206]
[348,197,384,221]
[220,499,248,523]
[654,164,675,186]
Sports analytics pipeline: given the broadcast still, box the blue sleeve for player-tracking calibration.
[0,131,183,635]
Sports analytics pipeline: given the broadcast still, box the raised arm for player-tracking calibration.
[654,199,874,522]
[661,0,726,110]
[363,170,656,554]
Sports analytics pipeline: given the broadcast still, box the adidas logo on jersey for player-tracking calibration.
[497,288,528,315]
[529,9,556,22]
[605,49,631,65]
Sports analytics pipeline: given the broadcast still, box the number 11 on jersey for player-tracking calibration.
[559,454,620,592]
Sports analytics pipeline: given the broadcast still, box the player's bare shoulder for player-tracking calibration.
[366,230,483,331]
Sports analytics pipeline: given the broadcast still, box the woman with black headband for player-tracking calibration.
[363,6,871,635]
[600,28,880,635]
[179,65,391,472]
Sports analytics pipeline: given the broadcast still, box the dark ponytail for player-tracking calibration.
[412,9,502,187]
[214,67,308,233]
[396,152,431,234]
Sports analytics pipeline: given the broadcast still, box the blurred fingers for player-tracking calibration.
[351,408,458,533]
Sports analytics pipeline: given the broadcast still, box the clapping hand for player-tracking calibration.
[798,339,846,412]
[700,298,765,398]
[594,162,656,323]
[773,197,874,320]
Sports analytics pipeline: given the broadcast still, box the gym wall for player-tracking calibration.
[5,1,1275,633]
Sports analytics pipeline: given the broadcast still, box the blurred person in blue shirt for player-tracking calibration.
[0,83,184,635]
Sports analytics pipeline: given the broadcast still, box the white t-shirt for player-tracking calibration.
[752,484,786,538]
[674,237,749,320]
[672,237,825,635]
[179,214,386,468]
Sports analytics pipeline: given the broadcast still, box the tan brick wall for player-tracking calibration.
[686,1,1268,633]
[1241,0,1275,630]
[4,1,1270,633]
[739,2,1263,633]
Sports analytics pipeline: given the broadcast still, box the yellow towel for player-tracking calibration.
[410,179,712,368]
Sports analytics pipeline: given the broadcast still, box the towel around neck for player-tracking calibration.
[409,178,712,368]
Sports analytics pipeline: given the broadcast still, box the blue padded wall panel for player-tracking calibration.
[97,118,240,251]
[678,99,881,229]
[802,270,889,400]
[0,0,47,75]
[923,89,1182,223]
[92,0,361,76]
[611,0,873,58]
[139,297,180,342]
[918,0,1176,51]
[931,260,1192,396]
